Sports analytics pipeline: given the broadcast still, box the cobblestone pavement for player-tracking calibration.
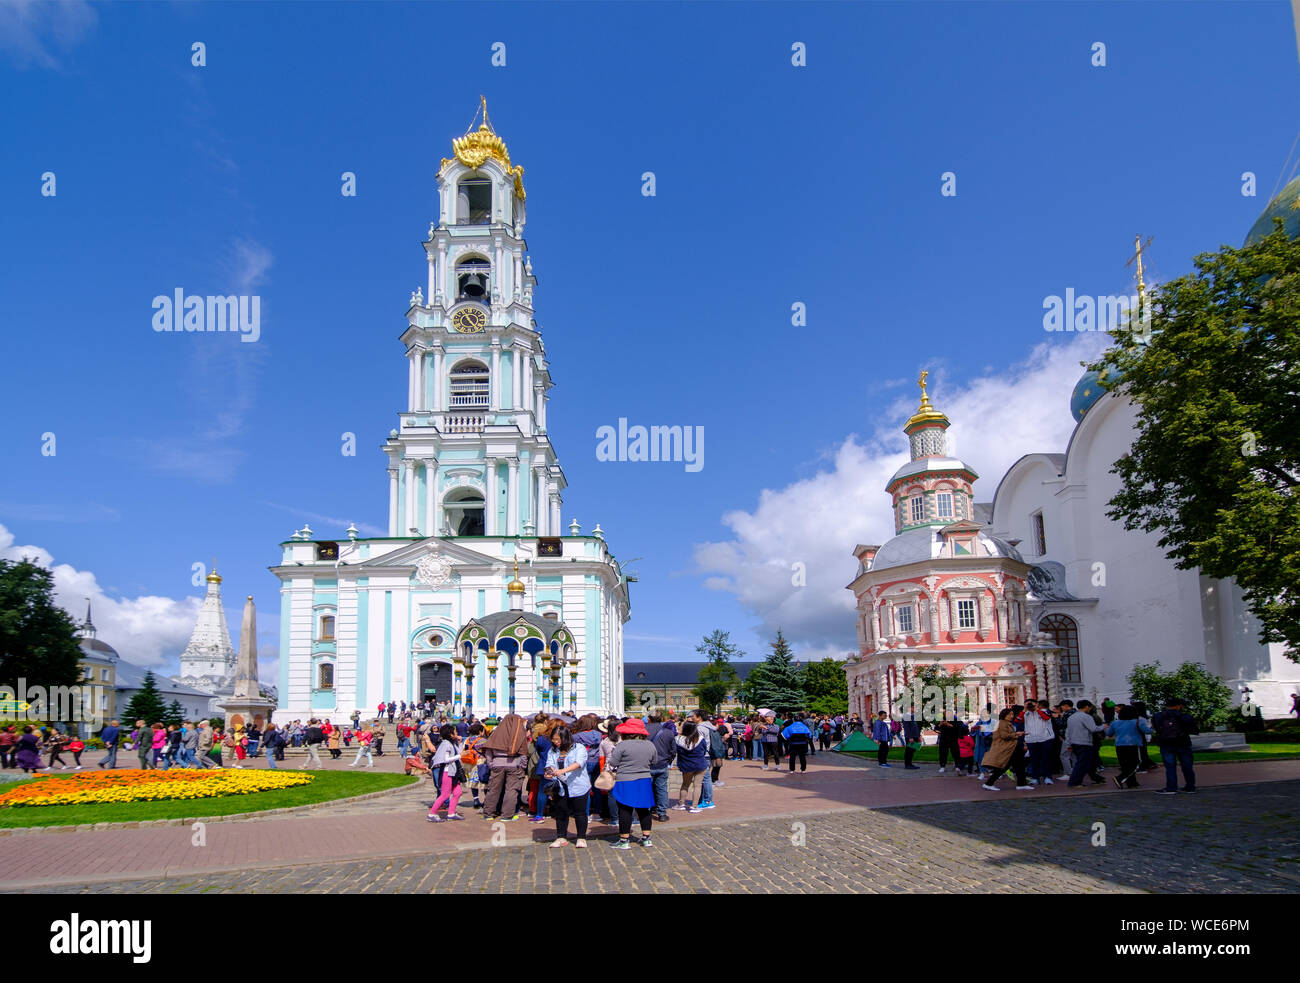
[33,780,1300,894]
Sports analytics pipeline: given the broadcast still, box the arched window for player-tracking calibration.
[1039,613,1081,683]
[319,615,335,641]
[444,487,485,536]
[449,360,489,408]
[456,176,492,225]
[455,257,491,300]
[318,663,335,690]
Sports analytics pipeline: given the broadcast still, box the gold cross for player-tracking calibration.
[918,370,929,402]
[1126,235,1153,305]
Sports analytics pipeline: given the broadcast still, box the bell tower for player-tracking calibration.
[385,98,565,540]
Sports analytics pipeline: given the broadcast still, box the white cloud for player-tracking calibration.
[1,523,282,686]
[0,523,199,669]
[0,0,96,70]
[693,337,1108,659]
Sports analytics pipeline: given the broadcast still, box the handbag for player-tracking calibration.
[593,769,615,792]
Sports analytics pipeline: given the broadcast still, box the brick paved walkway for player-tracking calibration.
[3,752,1299,890]
[27,780,1300,894]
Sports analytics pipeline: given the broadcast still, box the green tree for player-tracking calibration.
[164,699,184,728]
[121,670,167,725]
[623,686,637,710]
[746,630,805,714]
[692,629,742,714]
[1127,661,1233,730]
[799,658,848,716]
[1093,224,1300,660]
[905,664,969,722]
[0,558,83,690]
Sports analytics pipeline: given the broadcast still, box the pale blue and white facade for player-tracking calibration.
[270,104,631,722]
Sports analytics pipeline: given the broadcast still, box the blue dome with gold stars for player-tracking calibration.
[1246,176,1300,246]
[1070,364,1122,423]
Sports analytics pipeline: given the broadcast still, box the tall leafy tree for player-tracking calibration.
[1127,661,1233,729]
[692,629,742,714]
[799,658,848,716]
[0,559,83,690]
[1094,225,1300,660]
[747,630,805,714]
[121,670,167,725]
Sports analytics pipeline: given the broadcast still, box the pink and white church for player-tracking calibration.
[846,373,1300,720]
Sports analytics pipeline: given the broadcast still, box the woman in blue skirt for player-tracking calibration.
[606,718,657,849]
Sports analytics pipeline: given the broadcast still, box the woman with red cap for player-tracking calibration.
[606,718,657,849]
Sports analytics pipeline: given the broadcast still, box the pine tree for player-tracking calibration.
[746,629,805,714]
[164,699,184,728]
[121,670,167,725]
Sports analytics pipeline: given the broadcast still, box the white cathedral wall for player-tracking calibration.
[991,394,1298,713]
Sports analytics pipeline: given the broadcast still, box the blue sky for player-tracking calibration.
[2,1,1297,677]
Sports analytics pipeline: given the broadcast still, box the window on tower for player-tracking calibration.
[449,360,490,408]
[318,663,335,690]
[457,177,492,225]
[909,496,924,524]
[444,487,485,536]
[1031,511,1047,556]
[319,615,335,641]
[937,492,953,519]
[455,258,491,301]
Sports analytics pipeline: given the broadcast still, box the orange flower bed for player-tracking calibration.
[0,768,313,807]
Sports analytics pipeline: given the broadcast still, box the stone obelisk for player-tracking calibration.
[219,595,276,732]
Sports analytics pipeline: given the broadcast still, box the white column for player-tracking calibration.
[534,467,547,535]
[522,351,533,409]
[427,253,435,306]
[486,460,498,537]
[512,347,522,410]
[407,352,416,410]
[431,345,444,412]
[415,348,427,411]
[536,385,546,431]
[438,244,448,301]
[549,487,560,533]
[425,458,437,537]
[387,468,399,537]
[507,458,519,536]
[404,461,417,534]
[491,344,502,411]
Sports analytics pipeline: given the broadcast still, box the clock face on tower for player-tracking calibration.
[451,306,486,333]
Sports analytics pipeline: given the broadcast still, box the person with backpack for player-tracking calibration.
[645,713,677,821]
[673,721,709,813]
[1151,697,1199,794]
[980,708,1033,791]
[1106,704,1153,789]
[349,725,375,767]
[901,711,922,770]
[426,724,466,822]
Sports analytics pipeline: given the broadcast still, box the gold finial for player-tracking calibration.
[206,560,222,584]
[905,368,948,432]
[507,558,525,594]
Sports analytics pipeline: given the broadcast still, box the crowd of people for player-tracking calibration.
[0,696,1207,836]
[863,697,1201,795]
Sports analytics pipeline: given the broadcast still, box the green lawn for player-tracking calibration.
[0,771,416,828]
[839,743,1300,766]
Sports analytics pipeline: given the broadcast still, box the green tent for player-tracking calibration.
[831,731,877,753]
